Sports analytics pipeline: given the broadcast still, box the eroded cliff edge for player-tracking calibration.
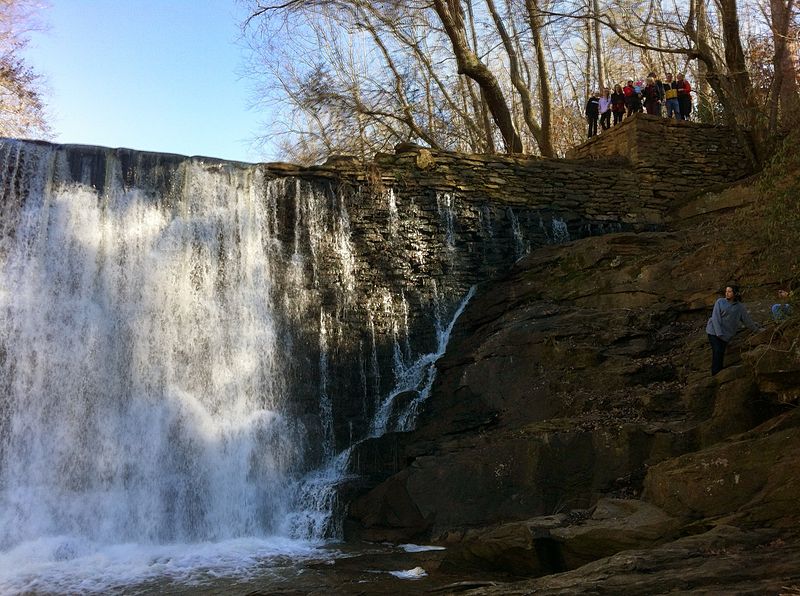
[343,133,800,593]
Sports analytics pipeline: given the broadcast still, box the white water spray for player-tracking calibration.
[507,207,529,259]
[0,164,304,547]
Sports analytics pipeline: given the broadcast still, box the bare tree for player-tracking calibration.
[244,0,795,164]
[591,0,606,91]
[522,0,555,156]
[0,0,50,138]
[485,0,553,154]
[536,0,768,162]
[432,0,523,152]
[767,0,800,131]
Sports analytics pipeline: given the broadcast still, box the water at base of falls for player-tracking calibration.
[0,536,321,594]
[0,140,476,594]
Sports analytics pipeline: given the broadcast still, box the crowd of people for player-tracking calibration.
[584,71,693,138]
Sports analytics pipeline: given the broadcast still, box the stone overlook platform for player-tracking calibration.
[335,113,754,229]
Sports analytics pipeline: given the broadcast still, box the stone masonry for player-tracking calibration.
[565,113,755,204]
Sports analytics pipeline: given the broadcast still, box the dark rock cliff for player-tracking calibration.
[344,160,800,593]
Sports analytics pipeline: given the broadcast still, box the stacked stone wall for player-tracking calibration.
[565,114,755,204]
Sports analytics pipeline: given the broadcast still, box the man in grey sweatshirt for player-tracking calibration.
[706,285,762,376]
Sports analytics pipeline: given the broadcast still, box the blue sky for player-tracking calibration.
[24,1,269,163]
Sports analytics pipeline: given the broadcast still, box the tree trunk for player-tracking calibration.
[523,0,554,156]
[432,0,523,153]
[694,0,714,122]
[464,0,498,152]
[486,0,557,154]
[584,18,593,98]
[769,0,800,132]
[591,0,606,91]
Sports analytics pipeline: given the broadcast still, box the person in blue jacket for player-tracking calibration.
[771,288,793,321]
[706,284,761,376]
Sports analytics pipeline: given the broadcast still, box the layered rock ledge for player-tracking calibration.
[342,176,800,593]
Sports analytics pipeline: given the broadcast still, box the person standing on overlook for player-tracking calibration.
[585,91,600,138]
[649,71,666,116]
[599,88,612,131]
[706,284,762,376]
[643,77,661,115]
[611,84,626,125]
[623,80,640,117]
[663,73,681,120]
[676,73,693,120]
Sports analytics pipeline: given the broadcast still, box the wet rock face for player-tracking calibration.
[0,139,587,457]
[345,208,799,564]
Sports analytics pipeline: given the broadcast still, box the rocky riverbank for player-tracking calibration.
[339,159,800,593]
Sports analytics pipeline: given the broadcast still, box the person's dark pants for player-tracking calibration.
[600,111,611,130]
[679,98,692,120]
[613,111,623,125]
[587,116,598,137]
[708,334,728,376]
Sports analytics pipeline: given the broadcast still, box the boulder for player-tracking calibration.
[441,499,680,575]
[644,408,800,527]
[459,525,799,595]
[550,498,681,568]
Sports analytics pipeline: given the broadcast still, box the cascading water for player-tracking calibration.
[551,217,571,243]
[370,286,476,436]
[436,192,457,251]
[289,285,477,541]
[507,207,529,259]
[0,143,320,591]
[0,138,520,593]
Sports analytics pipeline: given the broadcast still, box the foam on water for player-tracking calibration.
[388,566,427,579]
[0,536,320,595]
[399,544,446,553]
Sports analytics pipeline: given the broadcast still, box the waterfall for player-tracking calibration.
[287,286,476,541]
[507,207,529,259]
[370,286,476,436]
[0,146,304,549]
[551,217,570,243]
[0,138,506,591]
[436,191,457,250]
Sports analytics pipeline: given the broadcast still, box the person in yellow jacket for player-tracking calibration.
[663,73,681,120]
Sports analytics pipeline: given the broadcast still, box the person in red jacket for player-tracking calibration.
[610,84,626,125]
[676,73,692,120]
[622,80,642,117]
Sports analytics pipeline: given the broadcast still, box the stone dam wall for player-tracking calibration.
[0,127,753,458]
